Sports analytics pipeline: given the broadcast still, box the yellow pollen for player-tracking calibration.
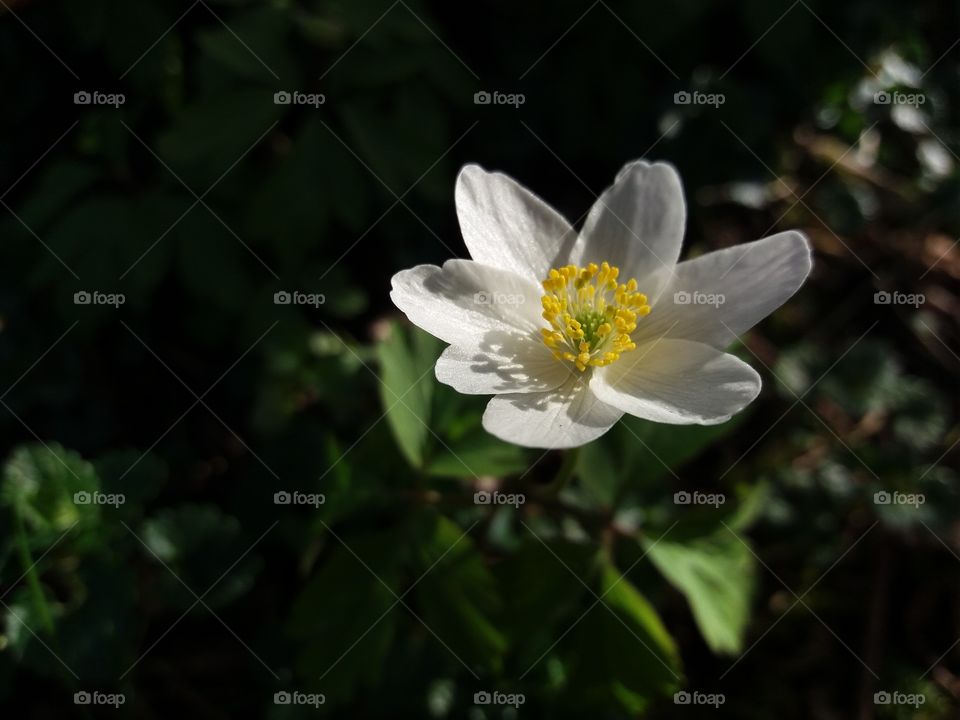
[539,261,651,371]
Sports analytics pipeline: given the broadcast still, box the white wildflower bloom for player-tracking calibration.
[390,160,813,449]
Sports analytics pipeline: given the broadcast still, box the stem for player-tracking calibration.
[13,505,55,635]
[541,447,581,498]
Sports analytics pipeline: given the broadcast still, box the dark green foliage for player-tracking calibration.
[0,0,957,717]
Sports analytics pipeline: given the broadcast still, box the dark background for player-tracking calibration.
[0,0,958,717]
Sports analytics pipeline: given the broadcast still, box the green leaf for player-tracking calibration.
[337,90,450,195]
[157,89,284,188]
[411,512,506,672]
[288,532,402,702]
[644,528,756,654]
[1,443,100,542]
[94,449,166,516]
[57,557,138,681]
[1,586,60,668]
[196,6,297,82]
[622,414,747,483]
[375,323,442,468]
[569,558,681,710]
[16,160,99,231]
[140,504,261,608]
[425,427,528,478]
[580,414,748,504]
[889,377,948,451]
[496,537,595,668]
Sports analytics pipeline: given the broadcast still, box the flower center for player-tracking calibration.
[539,262,651,372]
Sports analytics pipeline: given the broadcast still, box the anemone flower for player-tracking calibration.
[390,160,812,448]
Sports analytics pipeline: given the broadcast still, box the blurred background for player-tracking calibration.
[1,0,958,717]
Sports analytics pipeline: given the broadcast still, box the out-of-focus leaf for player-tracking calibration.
[0,443,100,543]
[644,527,757,654]
[288,532,402,703]
[375,323,441,468]
[889,378,948,451]
[568,558,681,711]
[338,90,449,195]
[425,428,527,478]
[140,504,261,608]
[157,89,284,187]
[497,536,595,669]
[780,339,901,416]
[411,511,506,671]
[94,449,166,516]
[581,413,748,503]
[175,210,255,310]
[15,161,98,230]
[57,558,138,681]
[1,586,59,668]
[196,6,298,82]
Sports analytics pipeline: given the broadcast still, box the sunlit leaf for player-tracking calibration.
[644,527,756,654]
[375,323,441,468]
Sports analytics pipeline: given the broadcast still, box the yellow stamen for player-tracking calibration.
[539,261,651,372]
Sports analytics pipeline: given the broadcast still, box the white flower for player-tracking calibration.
[390,160,812,449]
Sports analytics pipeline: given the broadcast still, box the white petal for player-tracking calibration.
[455,164,576,283]
[390,260,544,345]
[638,231,812,349]
[570,160,685,299]
[482,378,623,448]
[591,338,761,425]
[435,332,569,394]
